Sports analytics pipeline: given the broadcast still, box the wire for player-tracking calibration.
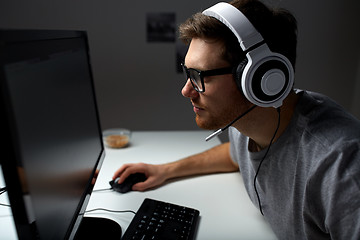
[85,208,136,215]
[0,187,135,212]
[85,189,136,215]
[92,188,112,192]
[253,107,281,216]
[0,187,7,195]
[0,187,10,207]
[221,105,257,132]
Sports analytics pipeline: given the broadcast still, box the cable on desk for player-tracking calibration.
[92,188,112,192]
[0,187,10,207]
[0,187,7,195]
[84,208,136,215]
[86,188,136,214]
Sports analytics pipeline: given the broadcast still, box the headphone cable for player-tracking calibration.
[254,107,281,216]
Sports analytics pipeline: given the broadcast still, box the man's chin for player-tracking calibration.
[195,116,222,130]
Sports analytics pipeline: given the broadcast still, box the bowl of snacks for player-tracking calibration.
[103,128,131,148]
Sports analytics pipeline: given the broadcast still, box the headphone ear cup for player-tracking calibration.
[234,58,248,92]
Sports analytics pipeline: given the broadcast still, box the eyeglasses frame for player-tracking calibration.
[181,63,235,93]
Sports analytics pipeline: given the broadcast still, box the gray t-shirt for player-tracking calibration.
[229,90,360,239]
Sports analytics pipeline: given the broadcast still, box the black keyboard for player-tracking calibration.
[122,198,200,240]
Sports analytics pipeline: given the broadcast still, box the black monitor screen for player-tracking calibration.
[0,30,105,239]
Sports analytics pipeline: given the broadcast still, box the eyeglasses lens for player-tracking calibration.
[188,70,203,92]
[181,64,204,92]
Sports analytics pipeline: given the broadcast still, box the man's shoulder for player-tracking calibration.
[296,90,360,145]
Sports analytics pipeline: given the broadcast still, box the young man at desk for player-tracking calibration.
[113,0,360,238]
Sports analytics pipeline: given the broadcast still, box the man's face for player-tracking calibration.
[182,38,252,130]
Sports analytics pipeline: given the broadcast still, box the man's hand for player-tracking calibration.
[112,163,169,191]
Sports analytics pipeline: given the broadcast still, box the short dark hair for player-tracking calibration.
[179,0,298,69]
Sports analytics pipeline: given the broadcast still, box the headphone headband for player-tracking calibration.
[203,2,263,51]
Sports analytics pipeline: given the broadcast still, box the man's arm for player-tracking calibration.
[112,142,238,191]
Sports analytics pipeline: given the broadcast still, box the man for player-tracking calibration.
[113,0,360,239]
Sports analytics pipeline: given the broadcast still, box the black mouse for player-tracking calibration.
[109,173,147,193]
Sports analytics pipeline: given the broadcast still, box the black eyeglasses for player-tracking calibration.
[181,63,235,93]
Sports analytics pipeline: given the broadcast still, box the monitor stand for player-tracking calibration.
[74,216,122,240]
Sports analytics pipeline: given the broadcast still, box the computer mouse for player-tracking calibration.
[109,173,147,193]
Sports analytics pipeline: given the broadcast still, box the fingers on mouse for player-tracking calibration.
[109,173,147,193]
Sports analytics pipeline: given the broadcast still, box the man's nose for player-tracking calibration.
[181,80,199,98]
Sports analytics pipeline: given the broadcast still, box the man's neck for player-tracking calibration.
[234,90,300,151]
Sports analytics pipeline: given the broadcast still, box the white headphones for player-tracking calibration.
[203,2,294,108]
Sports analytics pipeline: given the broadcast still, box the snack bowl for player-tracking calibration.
[103,128,131,148]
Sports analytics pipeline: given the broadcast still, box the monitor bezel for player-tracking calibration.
[0,29,105,240]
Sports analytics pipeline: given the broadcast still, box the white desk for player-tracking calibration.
[0,131,277,240]
[0,167,18,239]
[86,131,277,240]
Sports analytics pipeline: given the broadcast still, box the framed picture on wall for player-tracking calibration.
[146,12,176,42]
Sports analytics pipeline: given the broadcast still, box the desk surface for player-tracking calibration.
[0,131,277,240]
[0,168,17,239]
[86,131,277,240]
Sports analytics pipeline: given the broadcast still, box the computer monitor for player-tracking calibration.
[0,29,116,239]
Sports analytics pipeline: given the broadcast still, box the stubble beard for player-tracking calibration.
[194,101,253,131]
[195,114,216,130]
[194,110,237,130]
